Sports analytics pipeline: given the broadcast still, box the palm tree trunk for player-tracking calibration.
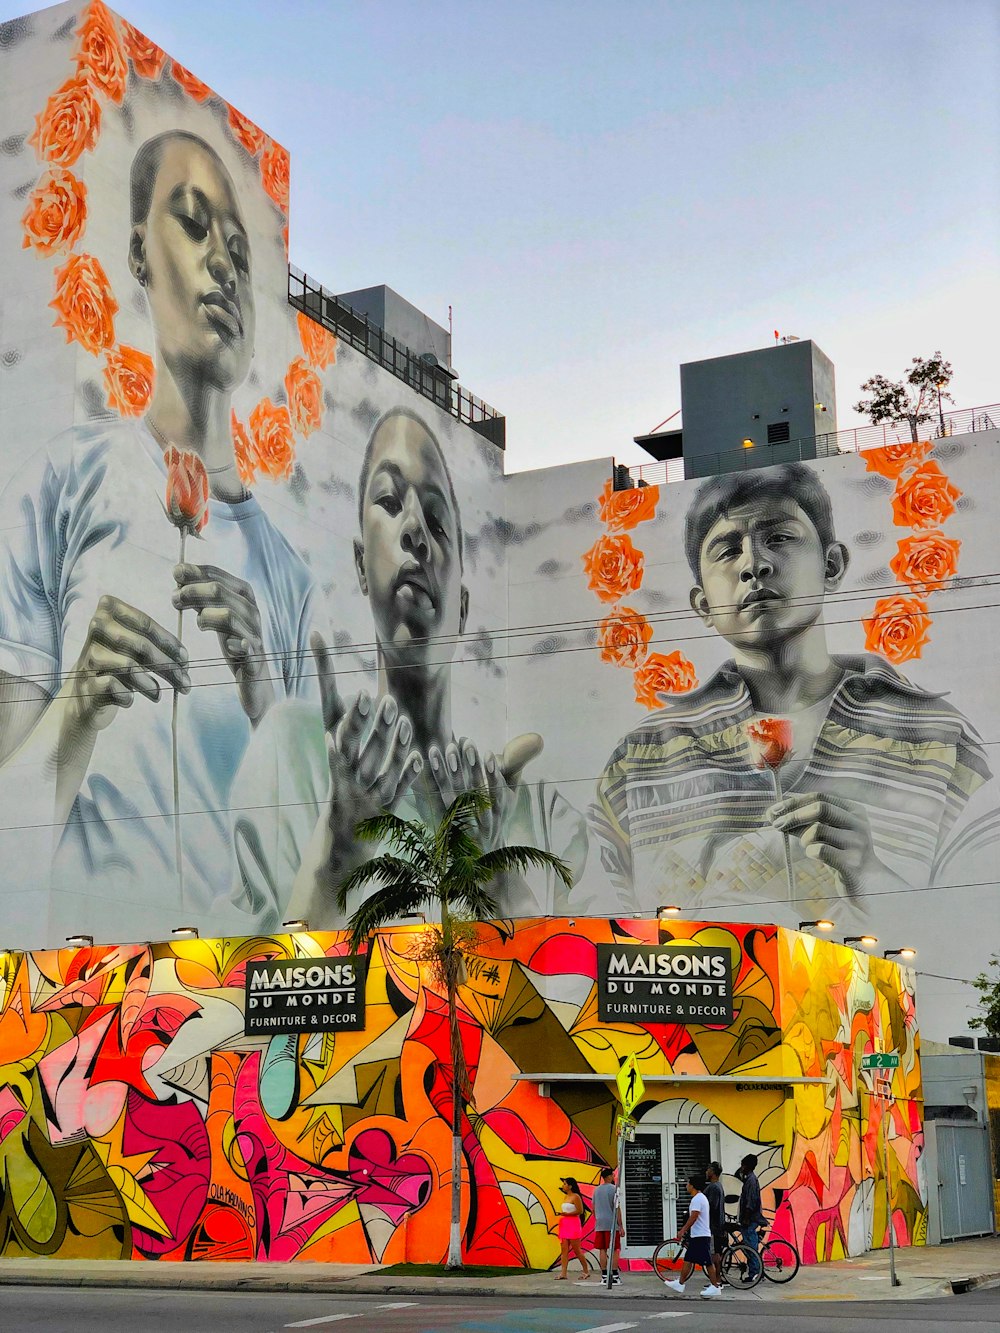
[442,909,464,1269]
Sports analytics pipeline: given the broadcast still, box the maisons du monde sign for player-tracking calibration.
[244,956,366,1035]
[597,943,734,1026]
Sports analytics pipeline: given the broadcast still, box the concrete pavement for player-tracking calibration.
[0,1236,997,1303]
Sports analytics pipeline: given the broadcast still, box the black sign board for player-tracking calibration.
[597,943,733,1026]
[244,956,366,1035]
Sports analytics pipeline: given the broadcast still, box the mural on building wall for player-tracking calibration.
[0,921,924,1265]
[0,2,997,1042]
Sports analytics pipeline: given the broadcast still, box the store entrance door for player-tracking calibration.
[621,1125,718,1259]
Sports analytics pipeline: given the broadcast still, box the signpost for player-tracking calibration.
[861,1051,901,1287]
[606,1055,645,1289]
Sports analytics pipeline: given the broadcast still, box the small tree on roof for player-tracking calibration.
[337,787,572,1269]
[970,953,1000,1041]
[854,352,954,442]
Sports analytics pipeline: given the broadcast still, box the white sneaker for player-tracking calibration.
[663,1278,686,1293]
[701,1284,722,1298]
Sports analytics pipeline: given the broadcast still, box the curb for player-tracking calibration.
[950,1271,1000,1294]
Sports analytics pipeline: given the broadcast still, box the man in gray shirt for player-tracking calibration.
[592,1167,623,1284]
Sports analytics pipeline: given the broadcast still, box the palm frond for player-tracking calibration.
[337,854,429,913]
[473,844,574,890]
[355,809,434,862]
[344,875,433,950]
[435,788,493,859]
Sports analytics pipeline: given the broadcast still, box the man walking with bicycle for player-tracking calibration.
[662,1174,722,1299]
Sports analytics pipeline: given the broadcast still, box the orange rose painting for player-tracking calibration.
[171,61,212,103]
[598,606,653,668]
[285,358,323,437]
[582,533,644,603]
[862,439,933,481]
[232,412,258,487]
[297,312,337,370]
[891,461,961,530]
[121,21,166,80]
[863,594,932,665]
[74,0,127,105]
[21,167,87,256]
[30,76,102,168]
[890,532,961,593]
[228,106,266,157]
[249,399,295,480]
[164,446,210,539]
[261,140,290,213]
[598,478,660,532]
[50,252,118,354]
[102,344,154,417]
[746,718,794,771]
[634,651,698,708]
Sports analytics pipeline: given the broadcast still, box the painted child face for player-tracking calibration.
[692,496,845,651]
[356,415,467,661]
[137,138,255,391]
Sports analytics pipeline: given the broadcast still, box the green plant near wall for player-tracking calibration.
[970,953,1000,1040]
[338,787,572,1269]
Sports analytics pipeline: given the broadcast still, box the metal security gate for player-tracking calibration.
[937,1123,994,1240]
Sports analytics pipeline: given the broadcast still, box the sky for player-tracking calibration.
[5,0,999,473]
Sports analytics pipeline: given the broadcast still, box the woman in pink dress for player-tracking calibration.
[555,1176,589,1280]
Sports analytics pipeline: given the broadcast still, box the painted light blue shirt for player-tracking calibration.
[0,418,316,934]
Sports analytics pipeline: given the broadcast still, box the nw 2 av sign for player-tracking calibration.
[244,957,366,1034]
[597,945,733,1025]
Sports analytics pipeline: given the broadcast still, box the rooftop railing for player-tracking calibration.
[288,267,505,450]
[624,403,999,489]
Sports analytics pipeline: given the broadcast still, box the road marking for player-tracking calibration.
[644,1316,691,1321]
[577,1324,640,1333]
[374,1304,421,1310]
[284,1316,361,1328]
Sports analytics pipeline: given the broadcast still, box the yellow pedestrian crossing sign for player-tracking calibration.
[616,1053,644,1116]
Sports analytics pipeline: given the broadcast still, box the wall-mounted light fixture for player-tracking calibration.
[657,904,681,918]
[171,926,199,939]
[844,935,878,948]
[742,437,754,449]
[884,947,916,960]
[65,934,94,947]
[799,919,834,932]
[282,919,308,932]
[400,912,426,924]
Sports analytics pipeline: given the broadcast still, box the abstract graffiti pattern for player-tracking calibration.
[0,920,923,1265]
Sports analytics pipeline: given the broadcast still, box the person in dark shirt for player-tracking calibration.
[704,1161,726,1273]
[737,1153,765,1274]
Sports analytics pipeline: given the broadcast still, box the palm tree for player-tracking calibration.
[338,787,572,1269]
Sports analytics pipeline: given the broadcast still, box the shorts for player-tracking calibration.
[594,1230,621,1251]
[685,1235,713,1267]
[711,1230,726,1256]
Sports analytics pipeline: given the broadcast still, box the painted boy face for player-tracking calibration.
[355,416,467,660]
[133,139,255,390]
[691,497,846,650]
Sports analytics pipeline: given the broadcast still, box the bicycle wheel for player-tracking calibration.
[760,1237,800,1283]
[651,1239,685,1281]
[720,1240,763,1289]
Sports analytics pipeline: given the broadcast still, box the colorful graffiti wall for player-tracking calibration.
[0,3,997,1045]
[0,920,923,1265]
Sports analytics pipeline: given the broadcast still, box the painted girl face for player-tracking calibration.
[356,415,467,662]
[135,138,255,391]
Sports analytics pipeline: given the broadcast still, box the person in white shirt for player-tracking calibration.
[662,1173,721,1299]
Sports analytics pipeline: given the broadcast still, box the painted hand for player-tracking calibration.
[767,792,880,896]
[68,594,190,732]
[426,732,543,850]
[311,631,422,839]
[172,562,274,726]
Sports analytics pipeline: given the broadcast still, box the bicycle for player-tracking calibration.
[724,1219,801,1285]
[652,1233,763,1291]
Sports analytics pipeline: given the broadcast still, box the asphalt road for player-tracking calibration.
[1,1286,998,1333]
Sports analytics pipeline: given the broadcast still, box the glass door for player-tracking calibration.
[621,1124,718,1258]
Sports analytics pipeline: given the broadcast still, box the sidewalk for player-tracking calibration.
[0,1237,998,1302]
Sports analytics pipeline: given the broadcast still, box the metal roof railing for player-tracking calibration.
[624,403,999,488]
[288,267,505,450]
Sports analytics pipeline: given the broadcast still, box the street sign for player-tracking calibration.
[616,1052,645,1116]
[861,1052,900,1070]
[873,1073,894,1102]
